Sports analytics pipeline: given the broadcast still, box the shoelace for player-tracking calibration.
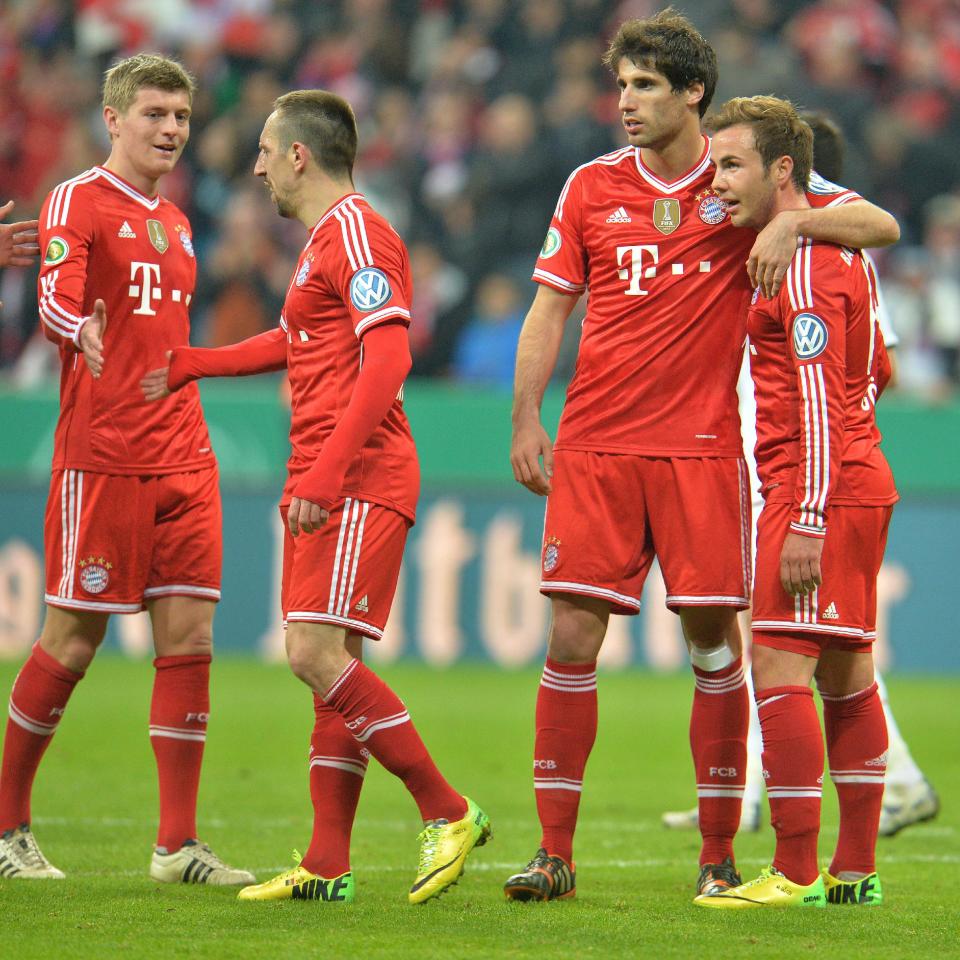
[15,831,50,869]
[189,842,230,870]
[416,822,444,874]
[737,867,776,890]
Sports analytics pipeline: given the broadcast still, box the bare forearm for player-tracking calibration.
[512,286,577,424]
[789,201,900,249]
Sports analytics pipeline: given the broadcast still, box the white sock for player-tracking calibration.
[876,671,925,789]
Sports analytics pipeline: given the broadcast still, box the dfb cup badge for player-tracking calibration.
[78,555,113,595]
[543,537,561,574]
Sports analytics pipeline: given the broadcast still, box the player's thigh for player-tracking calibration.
[282,496,408,642]
[547,592,611,663]
[146,467,222,605]
[645,457,751,612]
[750,641,818,690]
[44,469,154,614]
[679,604,741,654]
[539,449,654,615]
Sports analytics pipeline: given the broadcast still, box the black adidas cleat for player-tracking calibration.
[697,856,742,896]
[504,848,575,901]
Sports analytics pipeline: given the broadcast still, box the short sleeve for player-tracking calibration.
[532,168,587,295]
[806,171,863,209]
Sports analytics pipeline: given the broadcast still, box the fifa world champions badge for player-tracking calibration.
[543,537,562,574]
[78,555,113,595]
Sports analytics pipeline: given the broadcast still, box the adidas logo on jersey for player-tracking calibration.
[822,602,839,620]
[606,206,631,223]
[355,595,369,613]
[118,221,137,238]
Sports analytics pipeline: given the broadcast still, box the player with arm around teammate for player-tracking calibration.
[504,9,900,904]
[143,89,490,905]
[0,54,254,886]
[696,95,897,910]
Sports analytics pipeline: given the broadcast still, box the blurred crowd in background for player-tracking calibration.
[1,0,959,397]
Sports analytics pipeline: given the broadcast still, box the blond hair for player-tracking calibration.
[102,53,196,113]
[706,95,812,191]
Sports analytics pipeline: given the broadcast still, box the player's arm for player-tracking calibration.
[289,322,410,535]
[140,326,288,400]
[780,273,847,597]
[0,200,39,268]
[36,195,109,375]
[511,284,579,496]
[750,200,899,300]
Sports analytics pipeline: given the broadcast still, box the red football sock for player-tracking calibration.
[822,683,887,876]
[0,643,83,832]
[691,656,749,866]
[149,655,210,851]
[301,693,367,878]
[534,658,597,865]
[323,660,464,823]
[756,683,823,886]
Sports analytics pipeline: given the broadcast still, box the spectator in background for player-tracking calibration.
[452,272,525,387]
[924,194,960,388]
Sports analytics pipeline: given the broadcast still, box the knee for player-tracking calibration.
[285,625,345,691]
[547,603,606,663]
[42,635,98,673]
[163,623,213,658]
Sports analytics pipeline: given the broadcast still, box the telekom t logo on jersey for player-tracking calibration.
[129,262,161,315]
[616,245,712,296]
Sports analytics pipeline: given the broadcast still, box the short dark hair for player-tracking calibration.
[800,111,845,183]
[602,8,718,117]
[705,95,813,192]
[272,89,358,179]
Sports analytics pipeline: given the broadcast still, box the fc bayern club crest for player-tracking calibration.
[296,253,314,287]
[542,537,561,574]
[78,555,113,595]
[696,189,727,225]
[175,224,194,257]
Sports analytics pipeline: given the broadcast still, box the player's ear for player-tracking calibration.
[776,155,794,188]
[103,105,120,140]
[290,141,310,172]
[685,80,705,111]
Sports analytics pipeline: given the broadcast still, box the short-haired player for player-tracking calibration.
[505,9,900,903]
[0,54,253,885]
[695,95,897,909]
[142,88,491,905]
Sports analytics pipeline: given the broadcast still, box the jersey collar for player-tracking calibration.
[95,166,162,210]
[633,136,712,194]
[310,192,366,240]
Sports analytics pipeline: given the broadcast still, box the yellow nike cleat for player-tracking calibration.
[694,866,826,909]
[408,796,492,905]
[237,854,354,902]
[822,869,883,905]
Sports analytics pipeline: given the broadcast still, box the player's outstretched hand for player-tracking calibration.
[0,200,40,270]
[141,351,173,401]
[748,210,799,300]
[79,299,107,378]
[779,531,824,597]
[511,418,554,496]
[288,496,329,537]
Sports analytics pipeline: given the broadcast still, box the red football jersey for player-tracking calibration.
[38,166,213,475]
[748,239,898,538]
[534,139,861,457]
[279,193,419,523]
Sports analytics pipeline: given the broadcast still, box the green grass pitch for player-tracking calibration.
[0,658,957,958]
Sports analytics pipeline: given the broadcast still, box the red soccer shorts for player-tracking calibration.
[281,496,408,640]
[751,500,893,657]
[540,451,751,614]
[44,467,222,614]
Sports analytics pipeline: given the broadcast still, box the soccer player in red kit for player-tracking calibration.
[0,55,254,886]
[695,95,897,910]
[142,89,490,905]
[505,11,900,902]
